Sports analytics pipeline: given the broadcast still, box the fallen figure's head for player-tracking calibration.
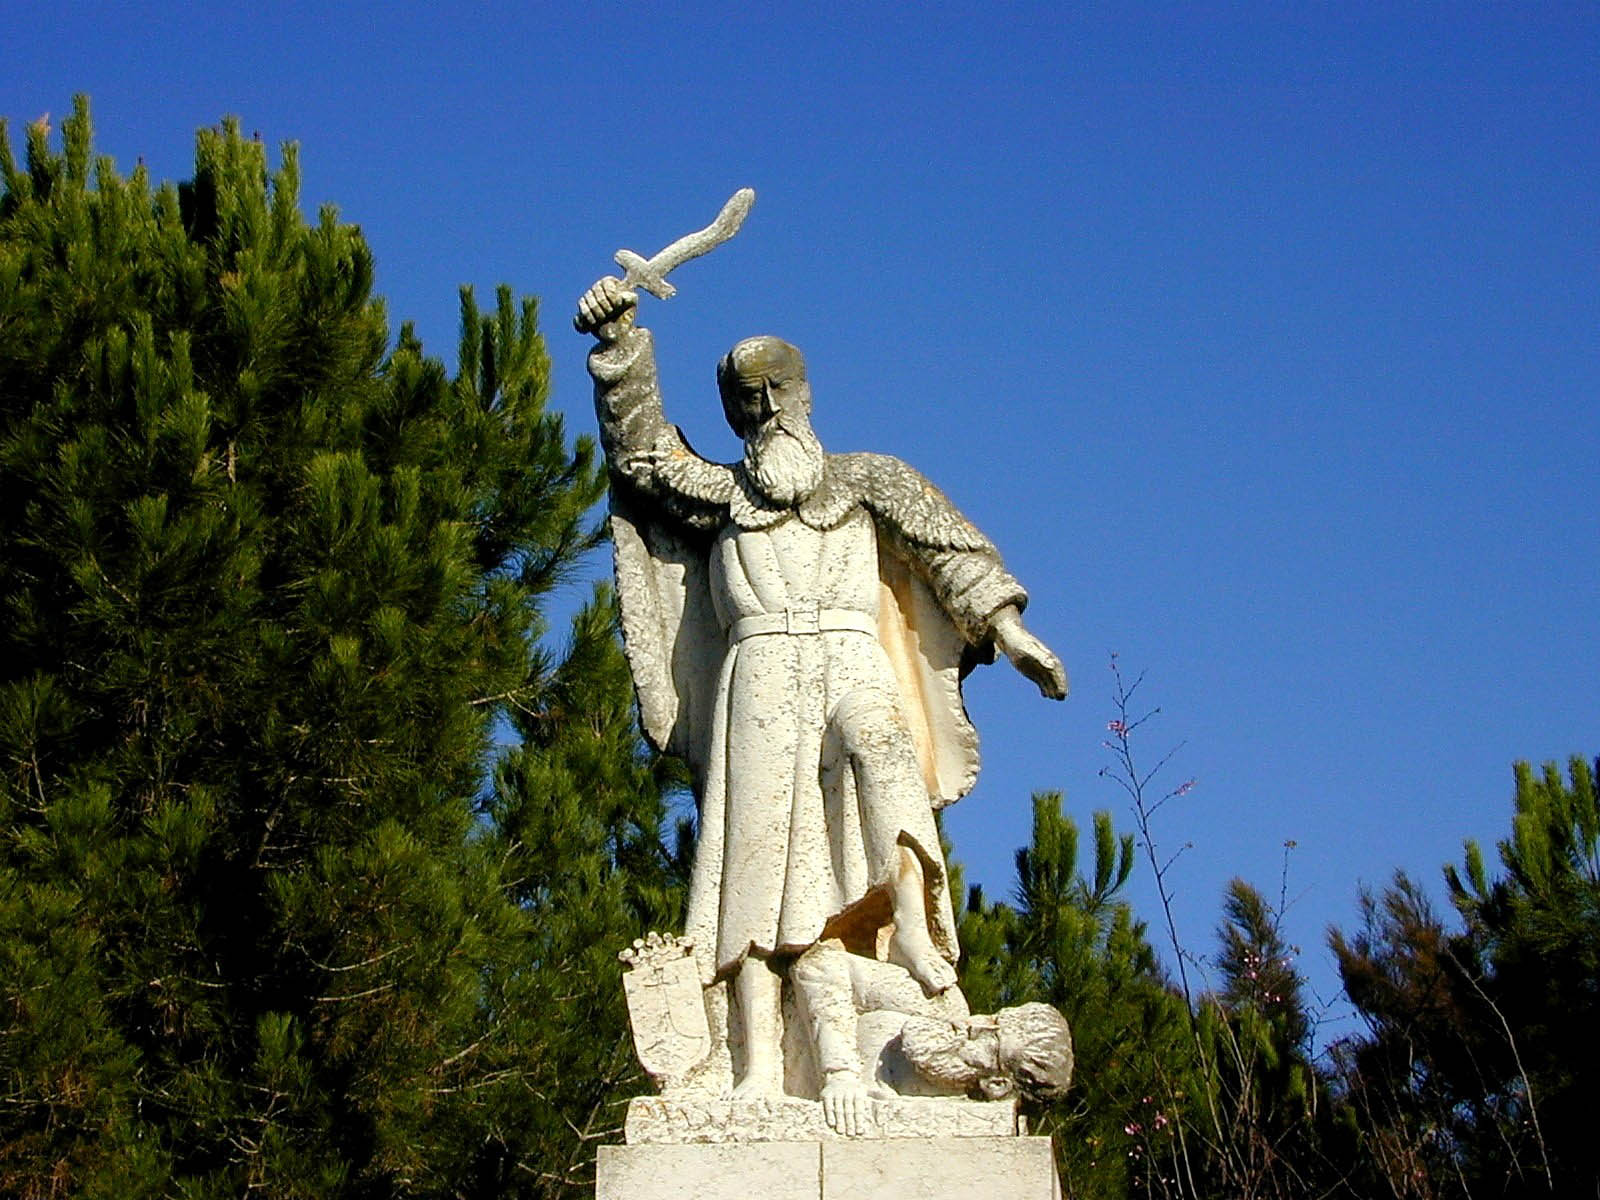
[898,1002,1075,1102]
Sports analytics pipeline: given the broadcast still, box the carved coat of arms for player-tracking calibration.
[619,933,712,1082]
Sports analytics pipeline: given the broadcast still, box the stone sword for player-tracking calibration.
[611,187,756,301]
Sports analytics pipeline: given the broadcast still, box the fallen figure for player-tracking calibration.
[788,935,1074,1136]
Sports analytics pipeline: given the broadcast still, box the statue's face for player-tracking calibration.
[724,373,811,439]
[718,336,810,438]
[751,376,811,433]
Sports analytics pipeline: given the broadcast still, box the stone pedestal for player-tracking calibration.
[595,1135,1061,1200]
[623,1095,1019,1144]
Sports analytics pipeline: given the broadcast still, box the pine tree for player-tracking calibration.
[1190,879,1354,1199]
[1328,876,1485,1199]
[1332,756,1600,1197]
[962,798,1355,1198]
[455,590,688,1198]
[1446,757,1599,1191]
[0,97,674,1199]
[958,794,1197,1200]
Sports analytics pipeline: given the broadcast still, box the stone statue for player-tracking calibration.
[788,938,1073,1136]
[576,192,1067,1105]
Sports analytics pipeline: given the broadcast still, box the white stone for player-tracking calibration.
[822,1137,1061,1200]
[594,1137,1061,1200]
[577,220,1071,1129]
[620,932,713,1084]
[623,1095,1019,1145]
[595,1141,819,1200]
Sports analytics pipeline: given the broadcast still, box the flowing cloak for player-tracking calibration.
[593,328,1028,983]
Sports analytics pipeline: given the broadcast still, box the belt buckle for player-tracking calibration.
[786,606,821,635]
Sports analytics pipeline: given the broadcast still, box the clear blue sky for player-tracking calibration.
[9,2,1597,1044]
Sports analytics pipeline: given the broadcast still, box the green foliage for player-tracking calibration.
[465,589,688,1196]
[962,788,1353,1198]
[18,98,1594,1200]
[1329,876,1488,1198]
[1188,878,1353,1199]
[959,794,1195,1200]
[1332,756,1600,1197]
[0,98,676,1199]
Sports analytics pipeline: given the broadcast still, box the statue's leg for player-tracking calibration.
[730,953,785,1098]
[720,637,809,1098]
[830,688,958,996]
[885,846,957,995]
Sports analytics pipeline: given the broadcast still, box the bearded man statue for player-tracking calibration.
[577,276,1066,1098]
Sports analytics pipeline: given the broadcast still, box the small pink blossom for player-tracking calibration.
[1107,719,1128,735]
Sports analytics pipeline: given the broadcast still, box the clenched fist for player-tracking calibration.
[574,276,638,341]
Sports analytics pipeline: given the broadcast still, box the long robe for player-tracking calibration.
[592,328,1028,983]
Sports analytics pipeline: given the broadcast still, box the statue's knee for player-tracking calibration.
[792,940,858,1012]
[790,939,840,988]
[829,688,901,751]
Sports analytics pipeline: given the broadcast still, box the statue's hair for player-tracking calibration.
[995,1003,1074,1101]
[717,336,807,437]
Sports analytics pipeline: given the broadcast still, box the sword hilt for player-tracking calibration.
[615,249,676,300]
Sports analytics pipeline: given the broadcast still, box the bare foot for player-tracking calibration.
[888,926,958,995]
[730,1072,782,1101]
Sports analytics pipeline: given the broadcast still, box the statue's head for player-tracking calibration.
[898,1003,1073,1102]
[995,1002,1075,1100]
[717,336,809,439]
[721,336,824,506]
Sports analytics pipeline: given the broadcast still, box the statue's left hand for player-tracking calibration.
[990,607,1068,700]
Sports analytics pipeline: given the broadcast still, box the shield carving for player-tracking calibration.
[619,933,711,1081]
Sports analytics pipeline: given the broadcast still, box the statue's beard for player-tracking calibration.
[743,413,825,506]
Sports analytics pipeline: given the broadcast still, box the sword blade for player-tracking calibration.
[615,188,755,299]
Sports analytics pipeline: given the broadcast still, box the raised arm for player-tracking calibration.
[576,277,734,530]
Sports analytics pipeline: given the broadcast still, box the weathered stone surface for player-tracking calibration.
[623,1095,1020,1145]
[594,1137,1061,1200]
[620,932,713,1085]
[822,1137,1060,1200]
[595,1140,818,1200]
[577,203,1071,1134]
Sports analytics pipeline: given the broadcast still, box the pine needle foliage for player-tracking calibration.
[0,98,677,1199]
[962,796,1356,1199]
[1332,756,1600,1197]
[1190,878,1354,1199]
[958,794,1195,1200]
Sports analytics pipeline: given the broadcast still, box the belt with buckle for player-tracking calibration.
[729,607,877,643]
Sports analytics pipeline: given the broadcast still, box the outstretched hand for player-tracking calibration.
[574,276,638,342]
[990,607,1068,700]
